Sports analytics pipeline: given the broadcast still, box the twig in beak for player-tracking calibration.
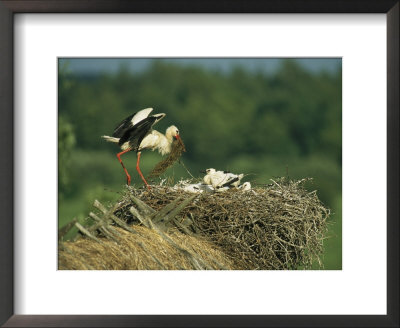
[176,135,186,152]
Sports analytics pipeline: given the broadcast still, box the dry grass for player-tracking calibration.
[59,225,234,270]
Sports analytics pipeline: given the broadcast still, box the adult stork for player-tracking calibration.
[102,108,184,188]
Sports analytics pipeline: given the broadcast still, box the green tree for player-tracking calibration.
[58,116,76,198]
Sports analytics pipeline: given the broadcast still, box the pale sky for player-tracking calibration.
[59,58,341,76]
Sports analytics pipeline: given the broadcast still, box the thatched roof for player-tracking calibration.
[59,225,234,270]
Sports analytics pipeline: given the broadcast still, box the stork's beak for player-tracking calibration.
[199,170,207,174]
[175,134,186,152]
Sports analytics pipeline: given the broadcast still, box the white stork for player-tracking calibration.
[102,108,184,188]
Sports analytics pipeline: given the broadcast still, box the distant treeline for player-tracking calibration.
[59,59,341,209]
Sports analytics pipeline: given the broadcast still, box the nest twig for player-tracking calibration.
[147,139,186,180]
[117,177,330,270]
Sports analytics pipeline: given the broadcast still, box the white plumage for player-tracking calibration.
[174,171,251,194]
[239,182,252,191]
[203,168,244,189]
[137,126,179,156]
[130,107,154,126]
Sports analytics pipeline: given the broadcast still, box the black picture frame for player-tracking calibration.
[0,1,398,327]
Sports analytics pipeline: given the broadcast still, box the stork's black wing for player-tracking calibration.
[112,113,135,138]
[118,116,158,151]
[218,176,240,188]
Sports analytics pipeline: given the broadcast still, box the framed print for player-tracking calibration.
[0,1,398,327]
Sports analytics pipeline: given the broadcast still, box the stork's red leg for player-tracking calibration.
[116,148,132,185]
[136,152,150,189]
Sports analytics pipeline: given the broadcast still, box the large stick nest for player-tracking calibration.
[58,176,329,270]
[112,177,330,270]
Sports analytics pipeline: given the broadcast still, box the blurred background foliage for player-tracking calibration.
[58,58,342,269]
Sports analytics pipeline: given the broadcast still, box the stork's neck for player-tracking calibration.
[165,130,175,144]
[159,132,173,155]
[153,130,173,156]
[140,129,175,156]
